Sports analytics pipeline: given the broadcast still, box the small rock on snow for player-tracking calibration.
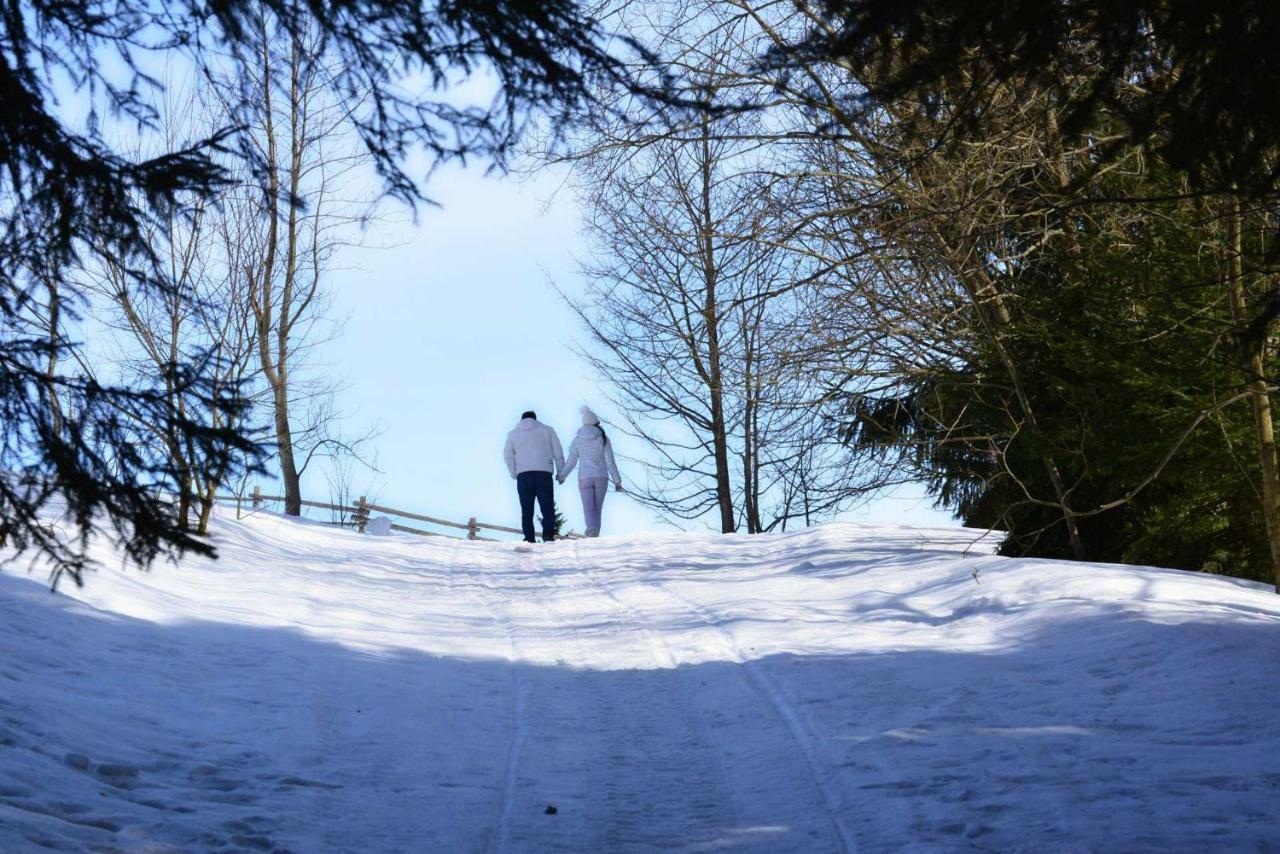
[96,763,140,779]
[63,753,91,771]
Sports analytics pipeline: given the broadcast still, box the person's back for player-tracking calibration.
[504,416,562,476]
[504,411,565,543]
[566,425,619,483]
[560,406,622,537]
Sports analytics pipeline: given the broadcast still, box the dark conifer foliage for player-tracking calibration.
[1,0,664,584]
[779,0,1280,196]
[773,0,1280,585]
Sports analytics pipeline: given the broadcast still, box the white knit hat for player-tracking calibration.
[581,405,600,426]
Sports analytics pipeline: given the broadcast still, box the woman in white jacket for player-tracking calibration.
[558,406,622,537]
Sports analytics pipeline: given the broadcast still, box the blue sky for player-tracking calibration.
[54,52,953,537]
[297,161,955,536]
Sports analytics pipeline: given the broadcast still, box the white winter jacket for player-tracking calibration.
[504,418,565,477]
[562,425,621,484]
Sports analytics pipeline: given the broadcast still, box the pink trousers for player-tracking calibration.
[578,477,609,537]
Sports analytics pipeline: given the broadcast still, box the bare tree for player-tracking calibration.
[731,285,873,531]
[81,79,262,535]
[193,231,262,533]
[84,40,380,531]
[220,10,378,516]
[564,74,871,531]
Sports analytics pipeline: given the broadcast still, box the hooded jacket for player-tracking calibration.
[561,425,621,484]
[504,418,565,478]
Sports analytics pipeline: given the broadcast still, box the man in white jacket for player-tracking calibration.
[503,410,565,543]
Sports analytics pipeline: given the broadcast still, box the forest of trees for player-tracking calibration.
[557,0,1280,589]
[4,0,1279,590]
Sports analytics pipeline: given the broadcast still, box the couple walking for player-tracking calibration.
[503,406,623,543]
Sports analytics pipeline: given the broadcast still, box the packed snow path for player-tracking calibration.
[2,514,1280,852]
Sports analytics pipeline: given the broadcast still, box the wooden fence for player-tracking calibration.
[214,486,540,541]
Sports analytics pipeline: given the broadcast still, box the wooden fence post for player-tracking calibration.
[467,517,479,540]
[355,496,369,533]
[251,484,262,509]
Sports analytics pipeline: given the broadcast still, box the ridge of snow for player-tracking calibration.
[1,510,1277,851]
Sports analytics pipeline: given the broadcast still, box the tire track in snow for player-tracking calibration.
[654,578,859,852]
[440,541,528,854]
[647,578,859,853]
[486,541,741,850]
[569,541,678,669]
[565,542,744,850]
[581,554,857,854]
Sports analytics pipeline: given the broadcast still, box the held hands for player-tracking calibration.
[549,475,619,490]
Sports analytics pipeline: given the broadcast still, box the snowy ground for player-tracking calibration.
[2,512,1279,853]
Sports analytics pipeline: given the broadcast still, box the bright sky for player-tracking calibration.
[294,160,957,537]
[54,50,954,537]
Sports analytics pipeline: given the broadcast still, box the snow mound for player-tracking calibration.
[1,511,1277,851]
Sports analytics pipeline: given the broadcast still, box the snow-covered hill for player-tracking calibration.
[1,512,1278,852]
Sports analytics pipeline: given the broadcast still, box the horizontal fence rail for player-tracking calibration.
[213,486,569,541]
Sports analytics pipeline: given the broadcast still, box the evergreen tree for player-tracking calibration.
[787,0,1280,590]
[1,0,667,585]
[848,155,1275,581]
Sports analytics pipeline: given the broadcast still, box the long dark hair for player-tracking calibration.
[596,424,609,446]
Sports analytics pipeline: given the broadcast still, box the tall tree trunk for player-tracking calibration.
[42,274,64,436]
[741,308,763,533]
[196,489,217,534]
[168,287,195,530]
[273,381,302,516]
[742,379,757,533]
[249,17,303,517]
[749,407,763,532]
[706,295,735,533]
[698,108,735,534]
[1225,192,1280,592]
[176,478,193,530]
[276,31,305,518]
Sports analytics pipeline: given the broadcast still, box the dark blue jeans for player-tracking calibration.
[516,471,556,543]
